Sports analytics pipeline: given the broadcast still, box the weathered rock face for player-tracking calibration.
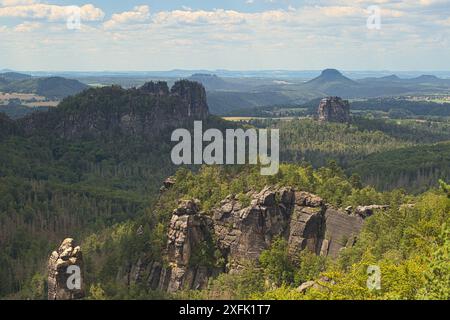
[213,187,363,273]
[20,80,209,139]
[318,96,350,123]
[163,199,217,292]
[48,238,85,300]
[127,187,366,292]
[120,199,221,293]
[140,81,170,96]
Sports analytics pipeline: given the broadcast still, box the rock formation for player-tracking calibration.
[318,96,350,123]
[19,80,209,139]
[48,238,85,300]
[140,81,170,96]
[160,176,176,193]
[125,186,370,292]
[355,205,389,218]
[162,199,219,292]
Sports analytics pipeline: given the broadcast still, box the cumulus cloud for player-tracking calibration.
[103,5,150,29]
[0,3,104,21]
[1,0,35,6]
[1,1,449,70]
[153,9,247,26]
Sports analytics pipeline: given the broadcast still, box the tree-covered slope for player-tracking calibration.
[0,76,88,99]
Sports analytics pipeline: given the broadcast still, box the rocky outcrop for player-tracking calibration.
[131,186,367,292]
[297,276,336,294]
[19,80,209,139]
[163,199,218,292]
[48,238,85,300]
[140,81,169,96]
[355,205,389,218]
[160,177,176,193]
[318,96,350,123]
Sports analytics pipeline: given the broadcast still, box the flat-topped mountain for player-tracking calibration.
[302,69,360,96]
[307,69,356,85]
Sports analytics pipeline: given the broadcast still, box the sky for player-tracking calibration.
[0,0,450,71]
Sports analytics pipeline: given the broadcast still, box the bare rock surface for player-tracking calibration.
[318,96,350,123]
[48,238,84,300]
[124,186,374,293]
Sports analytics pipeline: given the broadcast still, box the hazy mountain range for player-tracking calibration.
[2,69,450,115]
[198,69,450,114]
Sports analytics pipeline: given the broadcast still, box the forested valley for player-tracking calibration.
[0,83,449,300]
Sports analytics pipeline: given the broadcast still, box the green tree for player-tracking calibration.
[259,238,294,287]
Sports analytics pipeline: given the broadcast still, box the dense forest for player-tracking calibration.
[221,98,450,118]
[10,164,447,300]
[246,117,450,192]
[0,83,449,300]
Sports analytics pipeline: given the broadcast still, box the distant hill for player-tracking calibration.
[208,68,450,115]
[0,74,88,99]
[1,76,88,99]
[379,74,401,81]
[187,74,233,91]
[305,69,356,86]
[407,75,442,83]
[0,72,32,82]
[301,69,361,96]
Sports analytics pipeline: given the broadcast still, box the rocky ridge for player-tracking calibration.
[18,80,209,139]
[124,185,382,293]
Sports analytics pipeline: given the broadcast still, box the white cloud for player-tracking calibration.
[14,20,41,32]
[154,9,249,26]
[0,3,104,21]
[1,1,450,70]
[103,5,150,29]
[1,0,36,6]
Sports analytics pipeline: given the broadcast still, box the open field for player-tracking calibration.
[0,92,47,101]
[0,91,59,108]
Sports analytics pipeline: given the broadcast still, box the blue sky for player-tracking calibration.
[1,0,450,71]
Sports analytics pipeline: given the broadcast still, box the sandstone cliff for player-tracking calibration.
[125,186,369,292]
[318,96,350,123]
[18,80,209,139]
